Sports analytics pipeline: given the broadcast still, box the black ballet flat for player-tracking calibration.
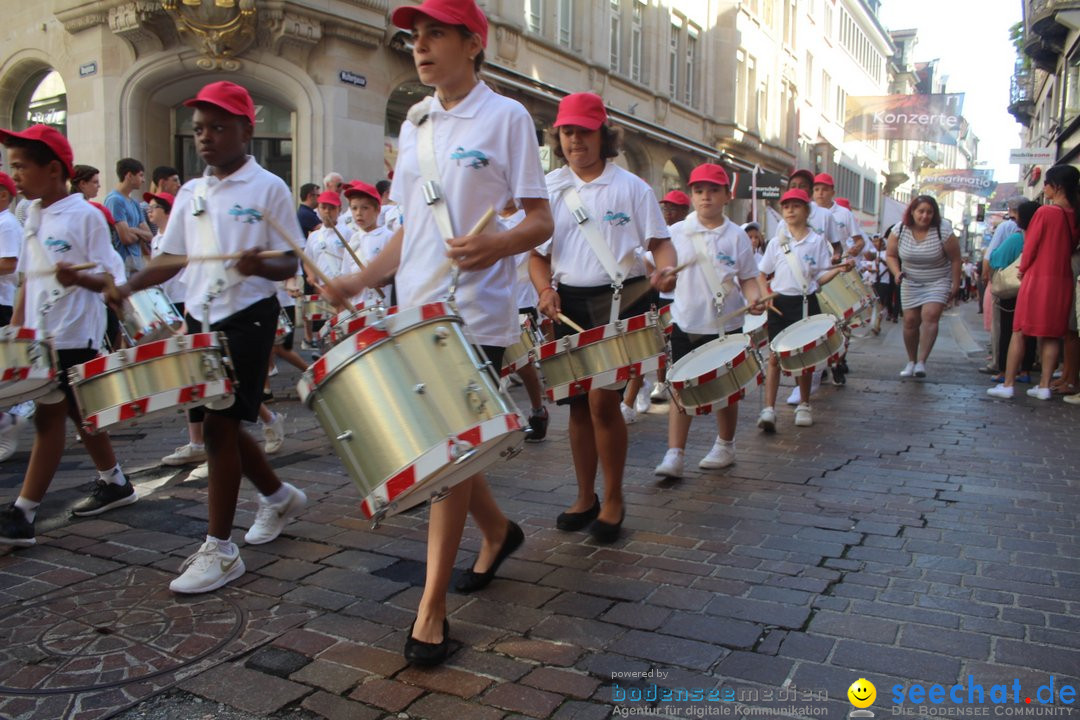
[404,618,450,667]
[455,520,524,593]
[589,509,626,544]
[556,494,600,531]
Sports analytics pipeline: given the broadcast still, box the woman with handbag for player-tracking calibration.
[989,165,1080,400]
[988,200,1039,383]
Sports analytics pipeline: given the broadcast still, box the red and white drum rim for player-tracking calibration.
[537,312,656,359]
[670,346,750,391]
[774,323,839,358]
[682,373,764,415]
[70,333,223,382]
[544,354,666,402]
[81,379,234,433]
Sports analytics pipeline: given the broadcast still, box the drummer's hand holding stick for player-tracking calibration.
[818,258,855,286]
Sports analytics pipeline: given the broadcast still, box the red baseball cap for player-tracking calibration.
[89,201,116,226]
[688,163,731,188]
[554,93,608,131]
[835,197,851,209]
[780,189,811,205]
[143,191,175,210]
[317,190,341,207]
[344,181,381,206]
[788,169,814,187]
[391,0,489,47]
[813,172,835,187]
[183,81,256,126]
[661,190,690,206]
[0,171,15,198]
[0,124,75,178]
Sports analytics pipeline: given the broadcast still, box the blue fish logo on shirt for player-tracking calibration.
[450,147,490,169]
[603,211,632,226]
[715,251,736,267]
[802,253,818,267]
[44,237,72,253]
[228,205,263,224]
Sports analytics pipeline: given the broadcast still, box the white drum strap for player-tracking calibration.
[192,179,236,328]
[410,97,462,301]
[779,233,810,319]
[562,187,626,324]
[689,231,733,318]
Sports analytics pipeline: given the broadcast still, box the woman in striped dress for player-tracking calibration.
[885,195,961,378]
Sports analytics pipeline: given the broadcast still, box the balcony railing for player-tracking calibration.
[1009,66,1036,126]
[1024,0,1080,70]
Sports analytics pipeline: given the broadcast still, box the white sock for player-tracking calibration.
[262,484,291,506]
[99,464,127,486]
[189,442,204,450]
[717,438,734,448]
[0,413,14,432]
[668,447,684,456]
[14,497,39,523]
[209,535,237,556]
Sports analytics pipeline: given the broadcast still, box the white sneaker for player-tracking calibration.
[244,483,307,545]
[620,403,638,425]
[699,439,735,470]
[188,462,209,480]
[268,362,279,377]
[914,362,927,378]
[785,386,801,406]
[169,538,245,594]
[162,443,207,466]
[635,381,653,413]
[0,414,22,463]
[650,382,667,402]
[986,384,1014,399]
[757,407,777,433]
[263,412,286,454]
[794,403,813,427]
[1026,386,1052,401]
[900,362,916,378]
[654,448,684,478]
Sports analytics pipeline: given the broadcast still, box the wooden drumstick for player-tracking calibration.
[662,258,698,276]
[328,225,386,300]
[714,292,779,327]
[263,212,358,314]
[557,313,587,334]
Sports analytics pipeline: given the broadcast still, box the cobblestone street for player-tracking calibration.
[0,301,1077,720]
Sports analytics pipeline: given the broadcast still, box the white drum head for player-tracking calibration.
[772,315,837,353]
[669,335,751,382]
[743,313,767,333]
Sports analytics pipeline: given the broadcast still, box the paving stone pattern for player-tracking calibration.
[0,303,1077,720]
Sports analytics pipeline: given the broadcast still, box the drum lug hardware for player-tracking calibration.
[336,430,353,442]
[414,383,426,394]
[464,381,486,412]
[430,485,454,503]
[503,444,524,460]
[448,437,476,462]
[201,355,219,380]
[433,326,450,345]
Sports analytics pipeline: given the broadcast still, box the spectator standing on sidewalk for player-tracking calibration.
[988,200,1039,384]
[103,158,152,277]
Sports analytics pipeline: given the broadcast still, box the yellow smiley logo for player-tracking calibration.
[848,678,876,708]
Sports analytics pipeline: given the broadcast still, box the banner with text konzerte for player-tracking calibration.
[845,93,967,146]
[918,168,998,198]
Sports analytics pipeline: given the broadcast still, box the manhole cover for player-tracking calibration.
[0,567,244,695]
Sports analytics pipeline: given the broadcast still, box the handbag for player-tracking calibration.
[991,254,1022,300]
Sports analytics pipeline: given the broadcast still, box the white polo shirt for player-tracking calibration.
[160,157,299,324]
[342,225,394,305]
[670,212,760,335]
[150,231,186,305]
[773,203,838,249]
[538,162,669,287]
[820,201,864,250]
[758,228,834,296]
[0,207,22,307]
[305,226,346,281]
[16,195,125,350]
[389,82,548,347]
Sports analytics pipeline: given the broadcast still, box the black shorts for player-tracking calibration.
[554,278,652,405]
[46,347,100,408]
[480,345,504,384]
[767,294,821,342]
[670,324,719,363]
[186,296,279,423]
[0,304,11,326]
[173,302,185,319]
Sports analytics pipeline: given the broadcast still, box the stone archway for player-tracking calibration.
[0,53,61,132]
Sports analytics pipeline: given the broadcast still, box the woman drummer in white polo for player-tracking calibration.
[530,92,676,543]
[653,164,767,479]
[330,0,553,667]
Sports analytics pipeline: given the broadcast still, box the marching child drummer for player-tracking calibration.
[653,164,766,478]
[329,0,553,666]
[304,191,347,286]
[107,82,306,593]
[340,181,393,305]
[530,92,676,543]
[0,125,135,546]
[757,188,850,432]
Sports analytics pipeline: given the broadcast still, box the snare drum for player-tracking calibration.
[817,269,873,323]
[536,311,666,402]
[0,327,58,404]
[122,288,183,344]
[298,302,524,521]
[770,314,846,376]
[657,304,674,335]
[323,305,398,348]
[69,333,235,433]
[501,316,538,377]
[274,310,293,346]
[667,334,763,415]
[742,312,769,350]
